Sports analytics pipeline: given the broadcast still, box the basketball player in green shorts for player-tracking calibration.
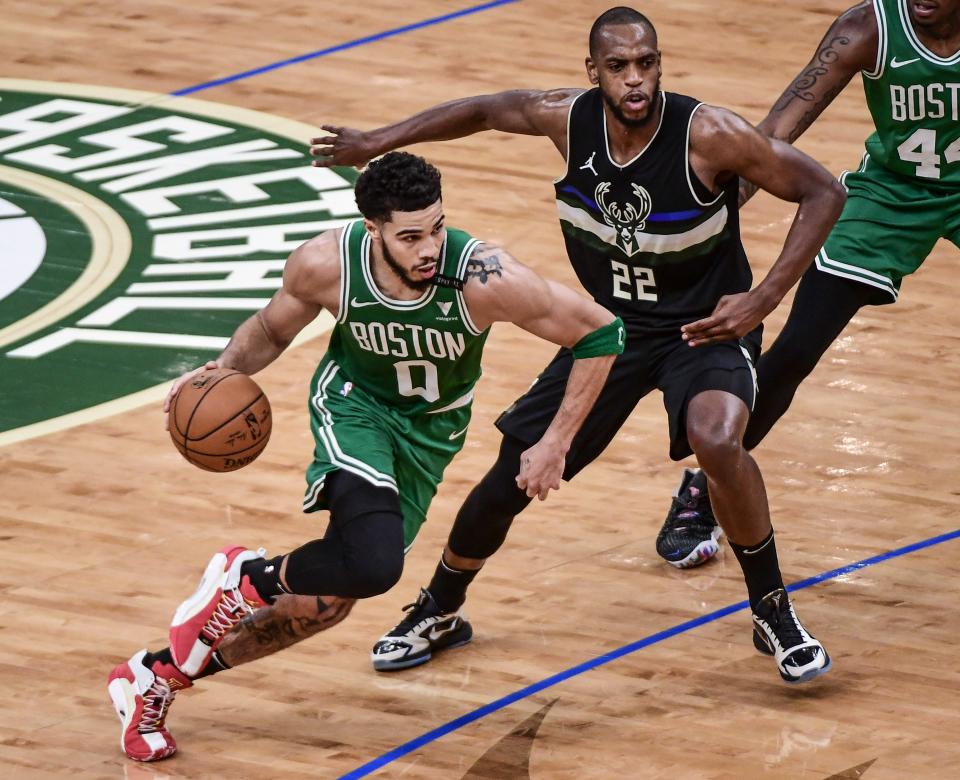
[654,0,960,564]
[105,151,623,762]
[311,7,844,687]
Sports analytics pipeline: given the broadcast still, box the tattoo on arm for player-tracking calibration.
[771,35,851,142]
[466,250,504,285]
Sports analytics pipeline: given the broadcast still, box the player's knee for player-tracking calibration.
[688,422,743,474]
[346,546,404,598]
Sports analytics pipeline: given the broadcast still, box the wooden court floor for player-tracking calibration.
[1,1,959,777]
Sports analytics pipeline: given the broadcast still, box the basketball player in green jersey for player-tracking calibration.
[105,152,623,762]
[654,0,960,565]
[311,7,844,686]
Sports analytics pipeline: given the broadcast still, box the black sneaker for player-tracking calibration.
[370,588,473,671]
[752,588,831,684]
[656,468,723,568]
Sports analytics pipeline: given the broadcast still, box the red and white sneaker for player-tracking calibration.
[107,650,192,762]
[169,545,268,676]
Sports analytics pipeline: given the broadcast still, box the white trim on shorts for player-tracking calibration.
[308,361,399,494]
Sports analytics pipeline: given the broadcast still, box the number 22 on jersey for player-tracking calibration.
[611,260,658,302]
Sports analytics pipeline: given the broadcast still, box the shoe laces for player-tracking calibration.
[665,491,714,532]
[391,590,441,635]
[139,678,176,734]
[760,592,805,648]
[201,587,255,641]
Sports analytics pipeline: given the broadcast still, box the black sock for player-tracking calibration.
[427,553,481,613]
[193,650,231,679]
[142,646,229,680]
[142,647,176,671]
[240,554,289,602]
[729,529,785,610]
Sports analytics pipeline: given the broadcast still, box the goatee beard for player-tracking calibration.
[603,88,661,128]
[382,241,434,293]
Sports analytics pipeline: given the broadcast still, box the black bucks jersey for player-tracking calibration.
[554,89,752,333]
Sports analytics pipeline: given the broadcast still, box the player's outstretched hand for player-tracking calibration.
[516,440,564,501]
[309,125,378,168]
[163,360,220,430]
[681,291,772,347]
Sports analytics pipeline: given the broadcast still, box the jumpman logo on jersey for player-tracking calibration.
[579,151,598,176]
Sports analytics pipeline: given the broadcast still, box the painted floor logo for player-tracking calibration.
[0,79,358,445]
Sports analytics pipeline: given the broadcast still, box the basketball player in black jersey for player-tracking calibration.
[312,7,845,683]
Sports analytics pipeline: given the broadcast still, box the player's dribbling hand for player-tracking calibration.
[309,126,378,168]
[163,360,220,431]
[681,290,773,347]
[516,441,564,501]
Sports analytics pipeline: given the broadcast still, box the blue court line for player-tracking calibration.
[171,0,520,96]
[340,527,960,779]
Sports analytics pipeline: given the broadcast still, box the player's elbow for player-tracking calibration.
[477,92,511,130]
[825,178,847,216]
[799,174,845,220]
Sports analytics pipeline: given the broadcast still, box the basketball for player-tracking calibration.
[168,368,272,472]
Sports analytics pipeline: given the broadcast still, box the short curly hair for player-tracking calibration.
[354,151,442,222]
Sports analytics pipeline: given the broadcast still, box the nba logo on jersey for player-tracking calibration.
[595,181,653,256]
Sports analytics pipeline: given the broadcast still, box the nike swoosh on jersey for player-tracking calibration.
[890,56,921,69]
[448,425,469,440]
[350,297,379,308]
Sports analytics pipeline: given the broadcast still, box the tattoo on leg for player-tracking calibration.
[217,594,356,667]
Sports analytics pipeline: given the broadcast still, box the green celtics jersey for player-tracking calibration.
[321,219,488,415]
[862,0,960,184]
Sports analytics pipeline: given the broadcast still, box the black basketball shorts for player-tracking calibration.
[496,327,761,477]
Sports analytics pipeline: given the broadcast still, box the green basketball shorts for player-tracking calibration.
[302,359,471,550]
[815,154,960,304]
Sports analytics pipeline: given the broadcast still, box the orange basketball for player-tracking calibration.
[169,368,272,472]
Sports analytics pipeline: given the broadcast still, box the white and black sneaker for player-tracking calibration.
[371,588,473,672]
[656,468,723,568]
[752,588,831,684]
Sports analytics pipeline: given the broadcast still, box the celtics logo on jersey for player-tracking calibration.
[594,181,653,257]
[0,79,360,446]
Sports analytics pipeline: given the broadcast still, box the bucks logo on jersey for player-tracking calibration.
[595,181,653,256]
[321,219,488,416]
[552,88,751,330]
[862,0,960,183]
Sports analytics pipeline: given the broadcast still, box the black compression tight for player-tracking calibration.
[447,435,534,560]
[743,265,877,450]
[282,470,405,599]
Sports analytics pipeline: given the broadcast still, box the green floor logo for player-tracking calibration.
[0,80,358,445]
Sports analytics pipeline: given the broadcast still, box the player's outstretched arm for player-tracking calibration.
[162,232,338,425]
[739,1,877,204]
[683,107,846,347]
[310,89,580,167]
[464,245,623,500]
